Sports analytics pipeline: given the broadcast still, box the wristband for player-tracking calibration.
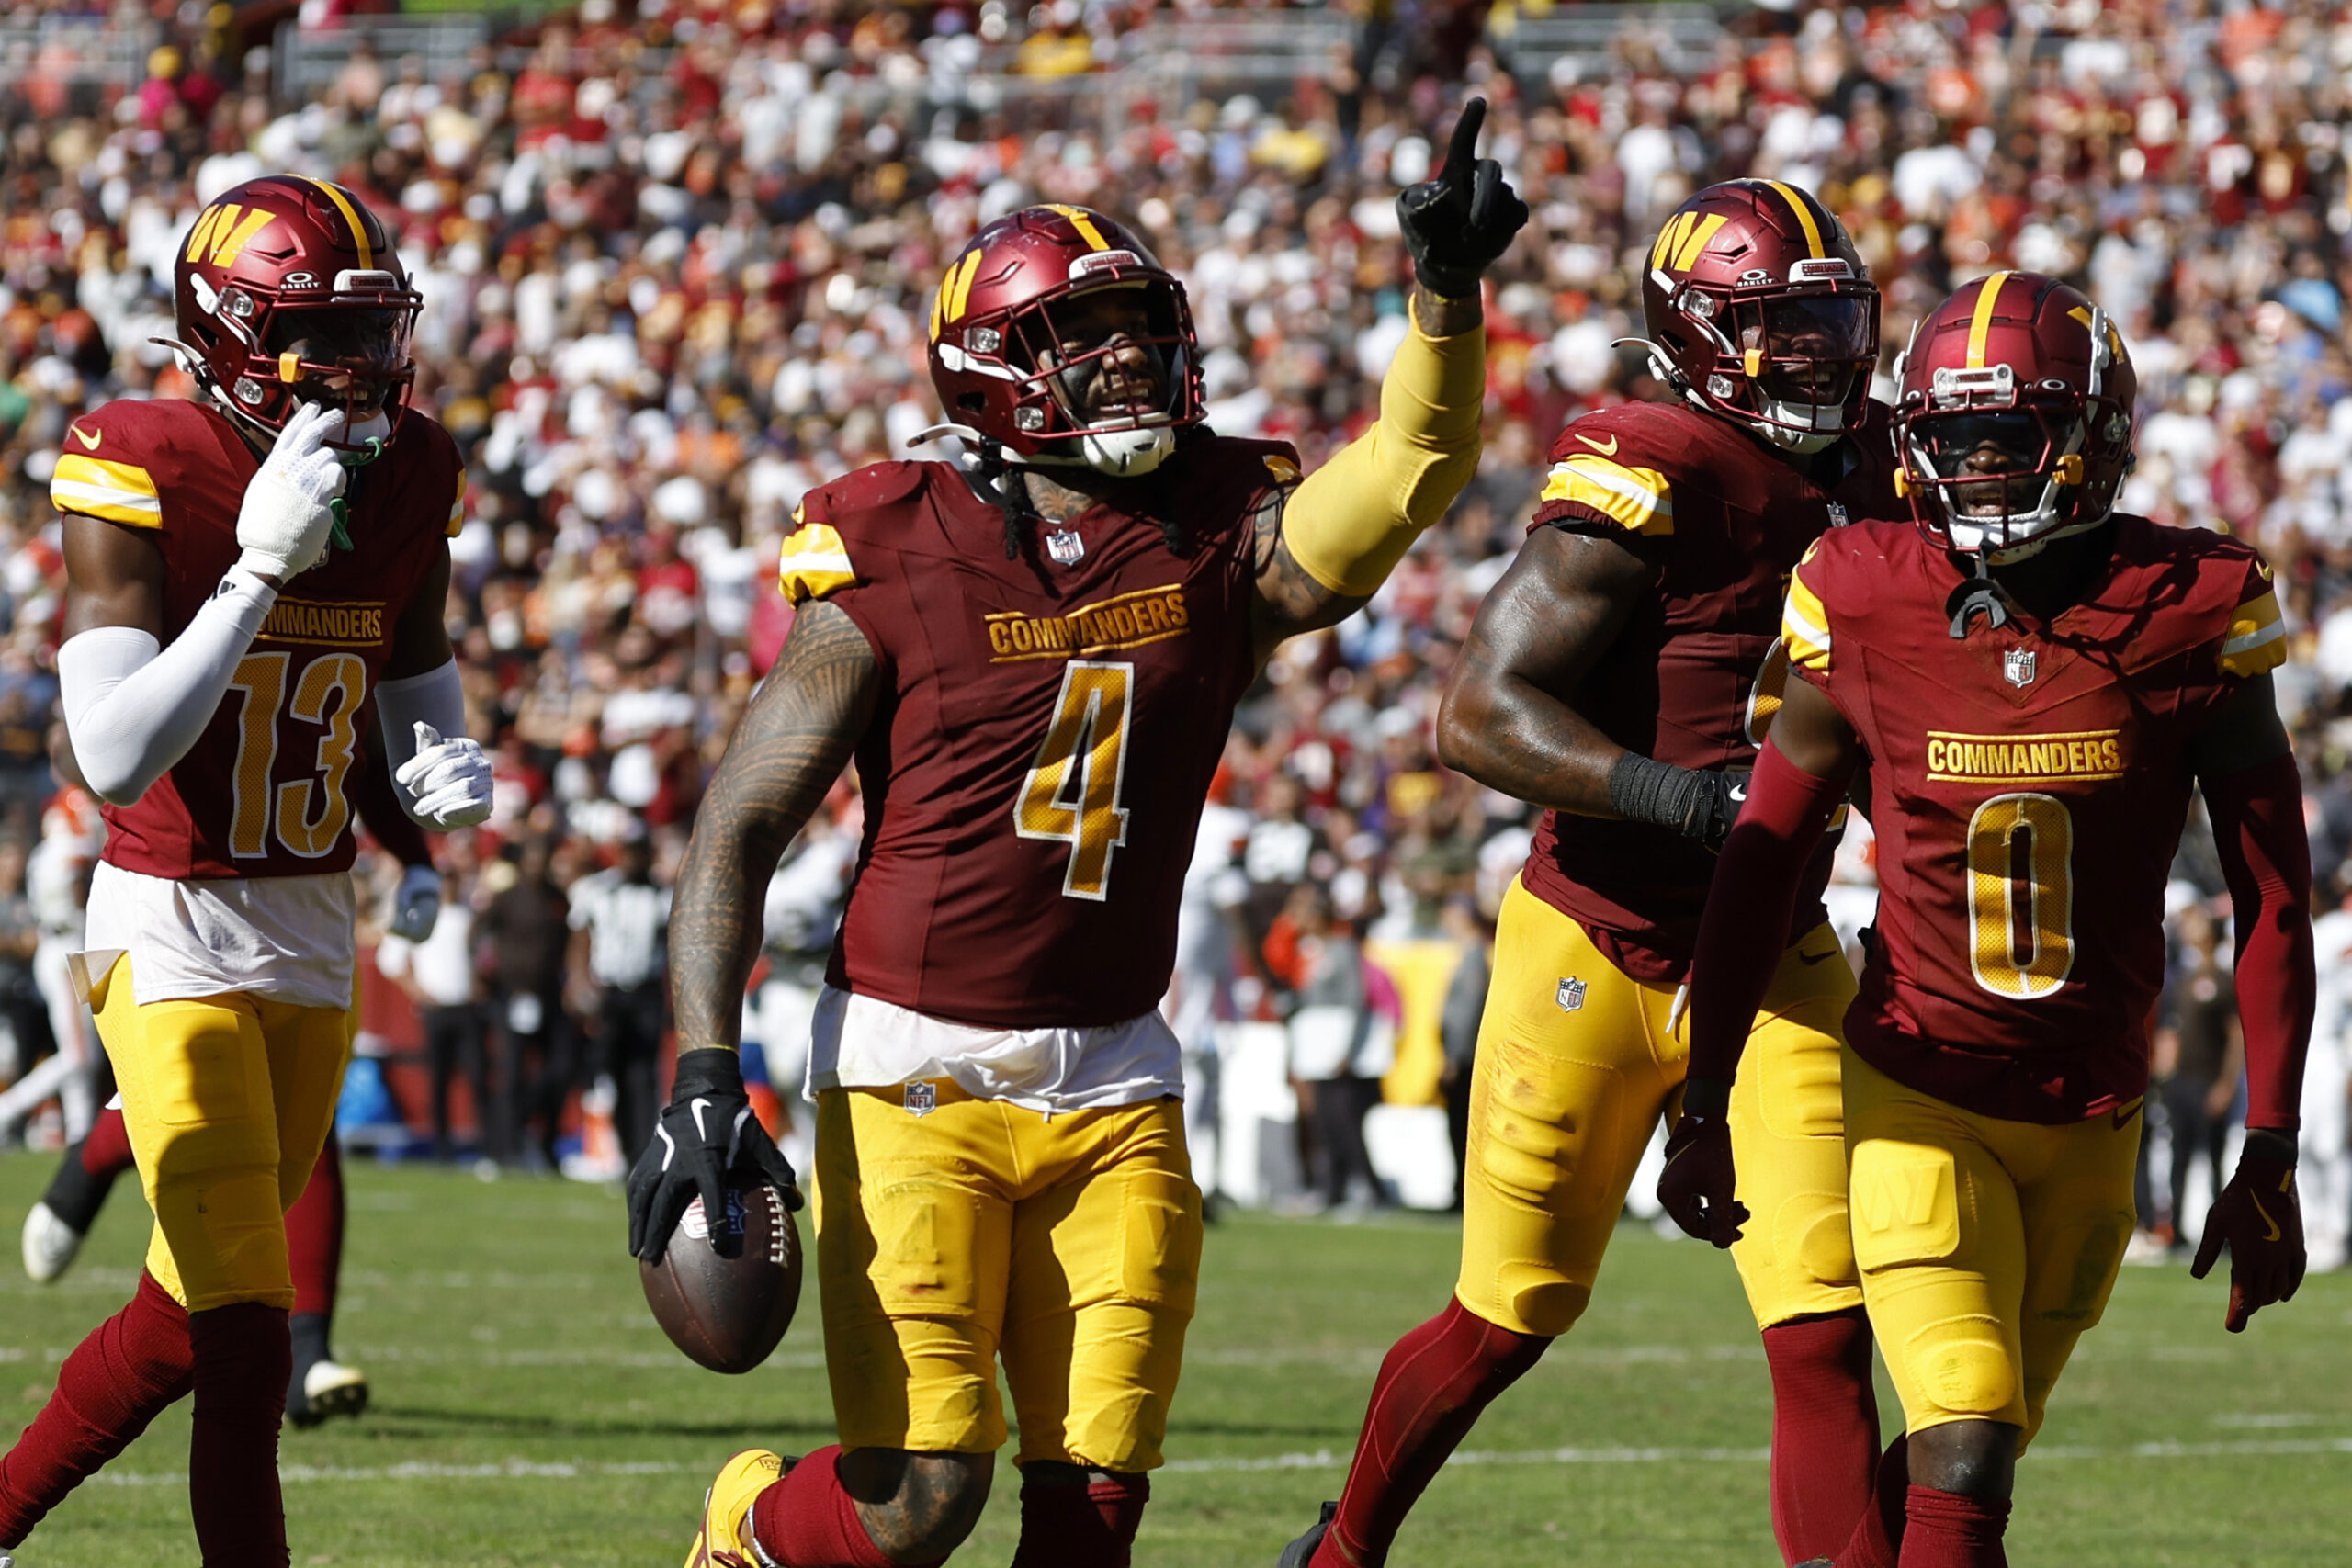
[1679,1076,1731,1122]
[2242,1126,2299,1168]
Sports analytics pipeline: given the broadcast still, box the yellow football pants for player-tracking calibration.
[92,957,352,1312]
[1457,876,1860,1337]
[1844,1047,2138,1447]
[814,1083,1203,1471]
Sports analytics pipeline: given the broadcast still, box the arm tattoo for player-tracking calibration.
[668,600,880,1052]
[1249,491,1370,667]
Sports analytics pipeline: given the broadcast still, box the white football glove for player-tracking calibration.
[388,863,443,941]
[235,402,349,583]
[395,722,494,829]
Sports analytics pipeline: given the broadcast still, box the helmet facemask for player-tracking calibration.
[1670,278,1878,454]
[1000,281,1193,478]
[262,301,416,462]
[1904,400,2091,561]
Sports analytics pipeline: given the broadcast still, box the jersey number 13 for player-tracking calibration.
[228,650,364,860]
[1015,660,1134,901]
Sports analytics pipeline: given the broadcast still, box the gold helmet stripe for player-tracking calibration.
[303,177,374,271]
[1762,181,1825,259]
[1966,271,2012,368]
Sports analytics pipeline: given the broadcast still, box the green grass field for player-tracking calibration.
[1,1152,2347,1565]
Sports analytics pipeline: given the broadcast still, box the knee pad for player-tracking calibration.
[1473,1039,1625,1219]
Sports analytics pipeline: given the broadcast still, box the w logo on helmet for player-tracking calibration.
[1650,210,1729,275]
[182,204,276,268]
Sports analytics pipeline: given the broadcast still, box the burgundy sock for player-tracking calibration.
[187,1302,292,1568]
[1835,1436,1910,1568]
[751,1446,931,1568]
[1008,1472,1148,1567]
[1311,1297,1550,1567]
[80,1106,135,1178]
[288,1141,346,1321]
[1761,1310,1881,1562]
[1897,1485,2009,1568]
[0,1272,192,1547]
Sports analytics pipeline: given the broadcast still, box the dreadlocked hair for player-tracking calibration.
[973,444,1033,559]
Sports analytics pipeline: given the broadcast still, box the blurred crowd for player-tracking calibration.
[0,0,2348,1254]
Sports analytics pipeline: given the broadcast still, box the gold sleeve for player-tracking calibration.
[1278,302,1486,597]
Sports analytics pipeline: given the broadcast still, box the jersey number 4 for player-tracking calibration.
[1015,660,1133,901]
[1964,792,2075,999]
[228,651,365,860]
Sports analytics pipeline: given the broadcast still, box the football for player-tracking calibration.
[639,1182,802,1375]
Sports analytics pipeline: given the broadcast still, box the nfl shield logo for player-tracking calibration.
[1556,977,1587,1012]
[2003,649,2036,688]
[1826,502,1849,527]
[904,1081,937,1118]
[1045,528,1086,566]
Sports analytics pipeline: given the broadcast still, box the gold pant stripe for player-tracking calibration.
[1456,877,1860,1337]
[814,1084,1202,1470]
[93,956,353,1311]
[1844,1046,2139,1446]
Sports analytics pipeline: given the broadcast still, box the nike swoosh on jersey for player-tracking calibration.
[1577,433,1620,456]
[1797,949,1837,965]
[69,424,101,450]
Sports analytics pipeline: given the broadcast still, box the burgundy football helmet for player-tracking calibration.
[1892,271,2137,560]
[1638,180,1879,453]
[926,205,1202,477]
[167,175,421,449]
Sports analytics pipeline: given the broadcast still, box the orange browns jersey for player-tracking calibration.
[777,433,1293,1029]
[1785,515,2287,1123]
[53,399,464,882]
[1518,397,1903,983]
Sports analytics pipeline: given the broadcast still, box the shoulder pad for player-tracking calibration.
[49,399,208,529]
[807,460,930,522]
[781,460,936,604]
[1536,405,1696,536]
[2168,525,2286,680]
[390,412,467,536]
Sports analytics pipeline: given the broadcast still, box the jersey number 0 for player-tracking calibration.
[1964,792,2076,999]
[1015,660,1134,901]
[227,650,365,860]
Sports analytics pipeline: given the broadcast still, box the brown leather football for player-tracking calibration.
[639,1182,802,1374]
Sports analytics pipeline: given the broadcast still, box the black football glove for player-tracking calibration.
[1657,1077,1747,1247]
[627,1047,803,1264]
[2190,1128,2306,1333]
[1396,96,1530,300]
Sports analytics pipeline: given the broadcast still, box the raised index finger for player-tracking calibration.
[1439,97,1488,188]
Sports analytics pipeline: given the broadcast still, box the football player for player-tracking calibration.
[1671,272,2312,1568]
[0,175,492,1566]
[22,745,446,1431]
[1283,180,1901,1568]
[636,104,1524,1568]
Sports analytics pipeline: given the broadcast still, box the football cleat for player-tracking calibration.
[684,1449,786,1568]
[288,1358,369,1428]
[1277,1500,1339,1568]
[21,1200,85,1283]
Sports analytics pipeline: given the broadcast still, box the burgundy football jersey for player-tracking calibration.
[777,434,1294,1028]
[1785,515,2287,1122]
[1518,398,1903,982]
[53,399,463,881]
